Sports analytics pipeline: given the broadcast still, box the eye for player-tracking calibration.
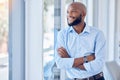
[67,11,68,13]
[67,10,69,14]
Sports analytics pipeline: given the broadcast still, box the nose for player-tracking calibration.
[67,14,73,20]
[67,11,72,17]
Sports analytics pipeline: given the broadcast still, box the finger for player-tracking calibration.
[59,47,68,54]
[58,47,69,57]
[58,51,64,57]
[58,48,66,54]
[61,47,67,53]
[57,48,64,54]
[60,48,69,57]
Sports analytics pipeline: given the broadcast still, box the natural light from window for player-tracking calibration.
[0,0,8,80]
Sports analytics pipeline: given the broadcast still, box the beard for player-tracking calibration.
[67,15,82,26]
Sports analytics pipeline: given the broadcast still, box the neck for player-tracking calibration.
[73,21,85,34]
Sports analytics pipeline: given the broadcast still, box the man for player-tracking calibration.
[55,2,106,80]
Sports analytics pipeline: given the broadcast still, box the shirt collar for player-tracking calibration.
[68,24,90,33]
[82,24,90,33]
[68,26,74,32]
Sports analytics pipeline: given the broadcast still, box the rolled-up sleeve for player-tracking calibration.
[55,30,74,69]
[83,31,106,73]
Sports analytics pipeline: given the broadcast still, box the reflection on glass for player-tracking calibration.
[0,0,9,80]
[43,0,54,80]
[43,0,73,80]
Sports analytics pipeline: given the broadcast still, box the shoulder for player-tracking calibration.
[89,26,106,41]
[87,25,104,35]
[89,26,101,33]
[87,25,105,39]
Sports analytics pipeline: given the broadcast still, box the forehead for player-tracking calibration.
[67,4,81,11]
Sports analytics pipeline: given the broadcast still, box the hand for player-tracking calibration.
[73,54,95,68]
[76,54,95,70]
[57,47,70,58]
[78,64,86,70]
[87,54,95,61]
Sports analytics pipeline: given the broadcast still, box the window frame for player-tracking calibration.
[9,0,25,80]
[25,0,43,80]
[115,0,120,64]
[9,0,43,80]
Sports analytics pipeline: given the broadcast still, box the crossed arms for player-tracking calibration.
[57,47,95,70]
[55,30,105,72]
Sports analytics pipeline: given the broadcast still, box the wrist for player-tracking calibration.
[83,56,88,63]
[87,55,95,61]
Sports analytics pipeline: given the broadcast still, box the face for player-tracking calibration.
[68,14,82,26]
[67,5,82,26]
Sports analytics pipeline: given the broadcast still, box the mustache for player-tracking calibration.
[67,16,76,19]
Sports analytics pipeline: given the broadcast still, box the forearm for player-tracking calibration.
[72,57,84,67]
[72,54,95,67]
[78,64,86,70]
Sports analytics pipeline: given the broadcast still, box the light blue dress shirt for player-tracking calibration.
[55,24,106,79]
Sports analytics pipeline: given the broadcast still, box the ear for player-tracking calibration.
[82,11,86,17]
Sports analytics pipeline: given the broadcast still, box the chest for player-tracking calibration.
[65,33,96,57]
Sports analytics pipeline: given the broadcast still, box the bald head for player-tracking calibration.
[67,2,87,26]
[68,2,87,16]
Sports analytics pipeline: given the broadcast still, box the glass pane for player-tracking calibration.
[43,0,74,80]
[0,0,9,80]
[117,28,120,60]
[43,0,54,80]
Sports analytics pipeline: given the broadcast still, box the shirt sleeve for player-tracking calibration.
[83,31,106,73]
[55,30,74,69]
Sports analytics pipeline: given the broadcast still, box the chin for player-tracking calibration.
[68,22,73,24]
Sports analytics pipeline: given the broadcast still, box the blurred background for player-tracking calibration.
[0,0,8,80]
[0,0,120,80]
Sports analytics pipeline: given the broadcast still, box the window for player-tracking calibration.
[119,40,120,59]
[0,0,9,80]
[43,0,74,80]
[117,0,120,63]
[43,0,54,80]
